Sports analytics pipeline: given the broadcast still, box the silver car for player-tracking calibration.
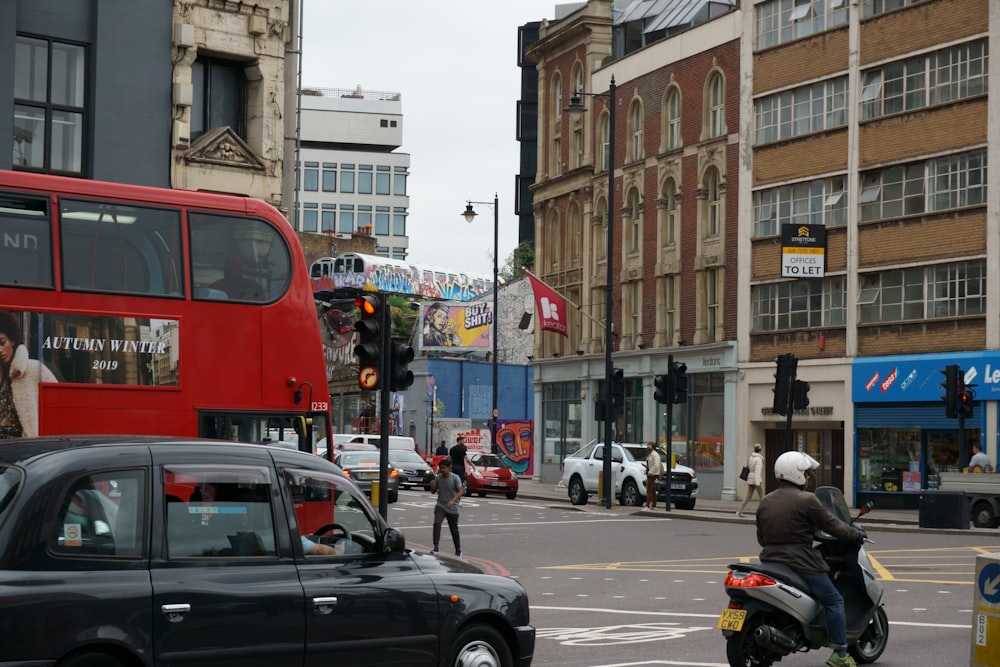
[334,449,399,503]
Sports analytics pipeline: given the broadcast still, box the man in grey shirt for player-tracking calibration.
[430,458,464,556]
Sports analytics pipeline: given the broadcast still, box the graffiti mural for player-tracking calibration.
[310,253,492,302]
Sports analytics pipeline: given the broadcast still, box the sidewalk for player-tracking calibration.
[514,477,989,535]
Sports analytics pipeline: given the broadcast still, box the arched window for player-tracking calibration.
[627,188,641,253]
[547,209,561,271]
[705,167,721,237]
[568,204,582,261]
[553,72,562,120]
[551,73,563,176]
[628,100,643,162]
[661,178,678,245]
[707,72,725,139]
[665,87,681,150]
[599,111,610,172]
[593,196,607,262]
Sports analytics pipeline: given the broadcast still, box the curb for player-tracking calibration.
[514,487,993,536]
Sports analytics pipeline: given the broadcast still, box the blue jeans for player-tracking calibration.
[802,573,846,649]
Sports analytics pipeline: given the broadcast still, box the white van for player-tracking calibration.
[345,434,417,451]
[314,434,416,457]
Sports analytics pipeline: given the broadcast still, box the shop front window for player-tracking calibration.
[858,428,920,492]
[620,378,642,443]
[541,382,582,468]
[660,372,724,471]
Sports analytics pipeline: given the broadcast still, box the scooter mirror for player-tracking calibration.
[859,501,874,515]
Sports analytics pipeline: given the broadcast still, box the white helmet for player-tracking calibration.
[774,450,820,487]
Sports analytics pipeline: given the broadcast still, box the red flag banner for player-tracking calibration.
[526,272,568,337]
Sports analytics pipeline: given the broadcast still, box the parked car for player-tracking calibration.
[388,449,435,491]
[466,452,519,499]
[0,435,535,666]
[333,449,400,503]
[559,441,698,509]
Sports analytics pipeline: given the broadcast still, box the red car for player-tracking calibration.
[465,452,519,500]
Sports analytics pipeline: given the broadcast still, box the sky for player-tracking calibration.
[300,1,559,277]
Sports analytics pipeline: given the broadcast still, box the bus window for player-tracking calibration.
[0,192,53,288]
[189,213,291,303]
[59,199,184,296]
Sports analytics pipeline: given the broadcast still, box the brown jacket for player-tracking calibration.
[756,484,861,575]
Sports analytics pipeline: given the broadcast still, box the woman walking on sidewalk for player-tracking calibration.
[738,443,765,518]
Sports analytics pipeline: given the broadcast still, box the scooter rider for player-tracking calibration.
[756,451,866,667]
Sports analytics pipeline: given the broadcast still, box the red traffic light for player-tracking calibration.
[355,295,379,315]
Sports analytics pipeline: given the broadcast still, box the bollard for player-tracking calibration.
[598,470,604,500]
[371,480,380,509]
[972,552,1000,666]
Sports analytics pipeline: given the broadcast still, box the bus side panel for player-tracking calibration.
[39,384,196,436]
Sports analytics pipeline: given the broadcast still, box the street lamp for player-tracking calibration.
[461,194,500,454]
[565,76,616,509]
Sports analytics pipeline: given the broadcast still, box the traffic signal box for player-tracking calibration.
[354,294,383,391]
[611,368,625,411]
[670,361,688,404]
[389,342,415,391]
[653,374,670,404]
[940,364,960,419]
[773,353,797,416]
[792,379,810,411]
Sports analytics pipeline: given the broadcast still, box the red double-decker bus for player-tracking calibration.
[0,170,330,450]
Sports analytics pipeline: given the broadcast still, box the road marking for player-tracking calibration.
[536,621,712,646]
[533,605,718,619]
[530,605,968,629]
[574,662,727,667]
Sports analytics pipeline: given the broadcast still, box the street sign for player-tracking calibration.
[781,223,827,277]
[979,562,1000,605]
[359,367,379,390]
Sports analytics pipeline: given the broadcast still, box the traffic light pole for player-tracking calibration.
[377,297,390,520]
[664,354,674,512]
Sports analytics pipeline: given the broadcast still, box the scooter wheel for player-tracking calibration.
[849,606,889,664]
[726,629,778,667]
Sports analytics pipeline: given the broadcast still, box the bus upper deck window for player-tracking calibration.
[189,213,291,303]
[0,193,53,288]
[59,199,184,297]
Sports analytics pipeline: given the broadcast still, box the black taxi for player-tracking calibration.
[0,436,534,667]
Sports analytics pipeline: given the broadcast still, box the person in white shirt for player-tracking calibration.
[969,444,992,472]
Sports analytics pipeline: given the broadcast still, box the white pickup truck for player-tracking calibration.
[937,471,1000,528]
[559,441,698,509]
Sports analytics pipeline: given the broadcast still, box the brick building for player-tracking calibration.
[738,0,994,507]
[526,0,742,497]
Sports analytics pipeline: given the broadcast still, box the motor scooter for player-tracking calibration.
[718,486,889,667]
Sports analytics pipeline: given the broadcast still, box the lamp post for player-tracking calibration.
[461,195,500,454]
[565,76,616,509]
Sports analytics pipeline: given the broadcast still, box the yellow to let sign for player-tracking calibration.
[717,608,747,631]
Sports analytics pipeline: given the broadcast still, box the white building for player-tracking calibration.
[294,87,411,260]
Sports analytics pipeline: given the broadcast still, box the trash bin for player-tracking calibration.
[918,491,969,529]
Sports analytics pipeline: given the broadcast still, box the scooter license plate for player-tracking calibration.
[717,608,747,631]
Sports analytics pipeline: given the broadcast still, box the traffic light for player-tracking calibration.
[389,342,415,391]
[940,364,960,419]
[792,379,810,411]
[670,361,688,404]
[354,294,383,391]
[958,387,975,419]
[611,368,625,410]
[653,374,670,404]
[773,353,797,416]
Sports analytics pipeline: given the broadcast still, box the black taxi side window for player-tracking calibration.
[50,470,146,558]
[164,465,277,558]
[284,469,377,556]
